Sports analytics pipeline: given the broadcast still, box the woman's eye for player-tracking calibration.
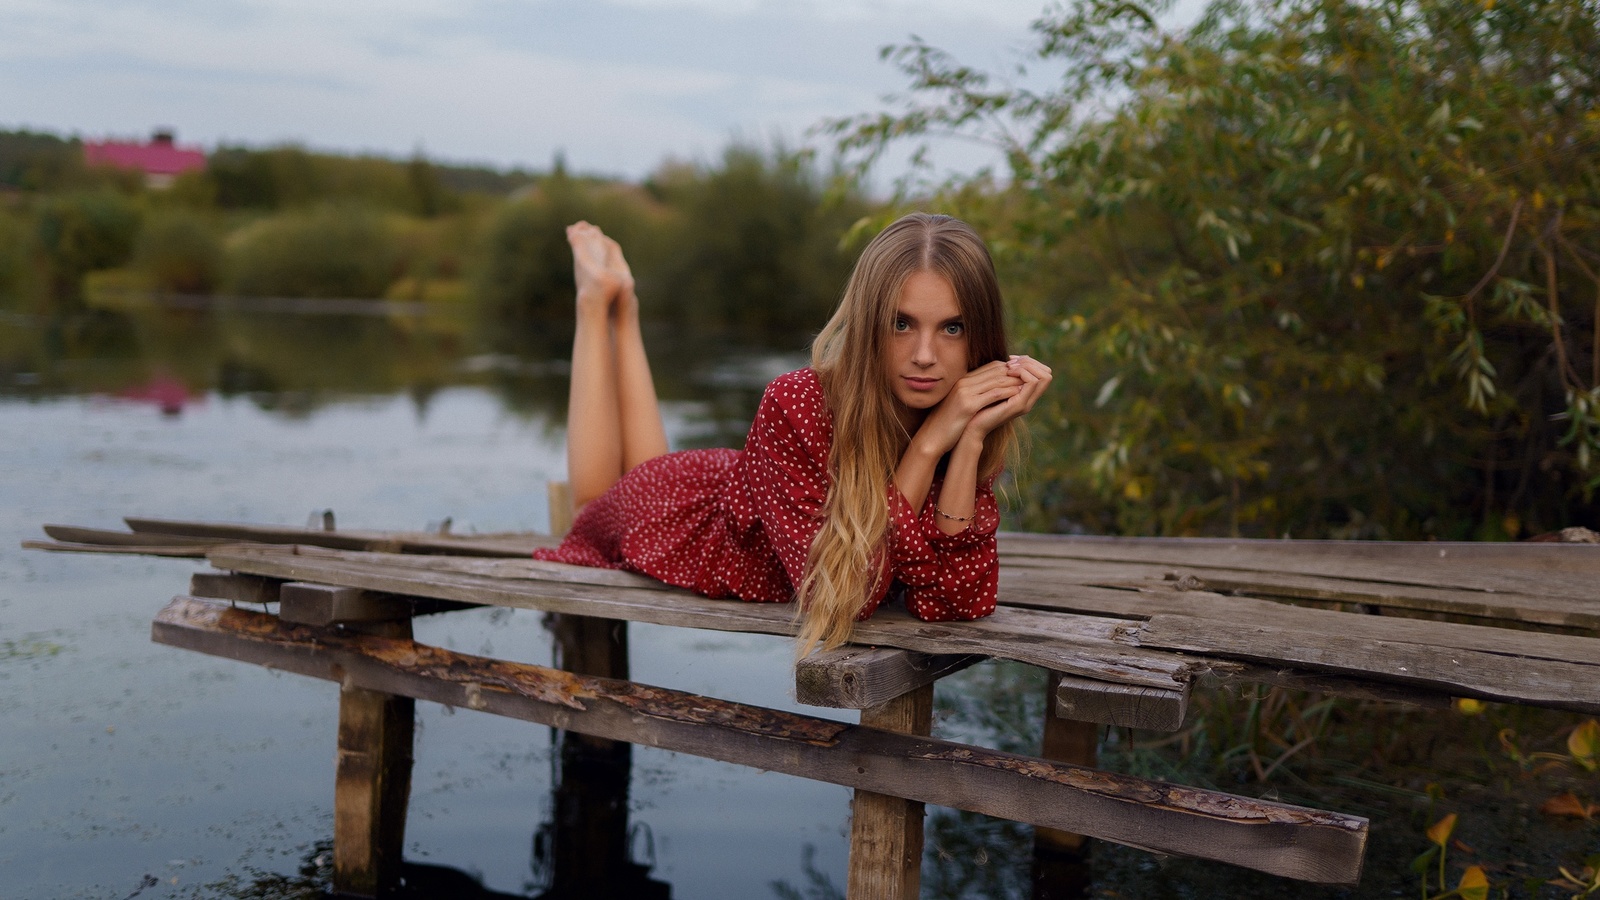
[894,318,910,332]
[944,322,964,335]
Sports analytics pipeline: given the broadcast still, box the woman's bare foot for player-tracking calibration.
[568,221,620,317]
[601,234,638,322]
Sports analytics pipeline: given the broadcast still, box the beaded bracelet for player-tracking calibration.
[934,503,973,523]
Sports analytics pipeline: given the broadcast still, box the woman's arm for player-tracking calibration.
[894,356,1052,534]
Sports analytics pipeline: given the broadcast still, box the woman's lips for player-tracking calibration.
[903,376,940,391]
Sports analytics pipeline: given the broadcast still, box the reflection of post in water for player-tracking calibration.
[532,613,670,900]
[1031,670,1094,900]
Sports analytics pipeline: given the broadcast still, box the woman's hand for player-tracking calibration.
[965,355,1051,438]
[912,356,1051,457]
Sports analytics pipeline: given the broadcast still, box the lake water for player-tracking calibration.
[1,302,893,899]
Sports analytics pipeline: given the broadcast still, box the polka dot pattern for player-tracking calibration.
[535,368,1000,622]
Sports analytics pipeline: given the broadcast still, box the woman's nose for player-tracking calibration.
[912,331,936,365]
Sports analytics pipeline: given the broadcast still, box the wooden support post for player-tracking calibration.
[546,599,636,893]
[333,616,415,898]
[847,683,933,900]
[1034,670,1099,899]
[548,480,574,538]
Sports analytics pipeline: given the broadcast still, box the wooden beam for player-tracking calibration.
[21,539,210,557]
[151,596,1369,885]
[190,570,279,605]
[796,646,981,709]
[205,545,1200,693]
[280,583,409,627]
[848,686,933,900]
[43,524,221,547]
[1122,615,1600,713]
[1055,673,1186,732]
[126,516,554,557]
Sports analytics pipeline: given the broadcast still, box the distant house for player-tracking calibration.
[83,129,206,189]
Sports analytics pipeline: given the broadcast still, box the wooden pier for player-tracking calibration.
[25,518,1600,897]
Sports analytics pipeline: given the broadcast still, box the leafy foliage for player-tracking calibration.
[225,205,398,299]
[647,144,870,336]
[34,190,142,302]
[134,209,224,294]
[831,0,1600,538]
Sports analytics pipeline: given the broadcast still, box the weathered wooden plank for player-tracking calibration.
[126,516,554,557]
[205,546,1200,692]
[1001,574,1600,667]
[21,539,212,557]
[190,570,279,605]
[1000,531,1600,571]
[1122,615,1600,714]
[998,533,1600,601]
[795,646,982,709]
[848,686,933,900]
[151,597,1369,884]
[1055,674,1186,732]
[43,524,222,547]
[999,555,1600,633]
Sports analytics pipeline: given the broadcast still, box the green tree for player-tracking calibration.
[35,190,141,302]
[134,209,224,294]
[226,205,398,299]
[832,0,1600,539]
[647,144,869,337]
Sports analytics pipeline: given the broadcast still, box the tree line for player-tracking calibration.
[0,132,870,350]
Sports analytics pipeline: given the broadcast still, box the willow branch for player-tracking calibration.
[1460,198,1526,317]
[1552,229,1600,387]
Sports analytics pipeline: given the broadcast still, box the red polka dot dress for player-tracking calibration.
[534,368,999,622]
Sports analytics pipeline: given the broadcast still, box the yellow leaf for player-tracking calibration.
[1540,792,1598,819]
[1123,479,1144,500]
[1427,813,1457,847]
[1457,865,1489,900]
[1455,698,1485,716]
[1567,719,1599,767]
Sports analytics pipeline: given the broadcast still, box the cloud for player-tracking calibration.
[0,0,1038,176]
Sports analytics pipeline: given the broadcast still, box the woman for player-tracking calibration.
[535,213,1051,654]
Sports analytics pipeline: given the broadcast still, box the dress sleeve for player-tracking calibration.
[740,373,831,592]
[877,475,1000,622]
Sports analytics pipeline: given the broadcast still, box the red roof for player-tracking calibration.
[84,135,206,176]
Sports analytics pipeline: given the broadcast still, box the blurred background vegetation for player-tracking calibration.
[2,0,1596,543]
[832,0,1599,542]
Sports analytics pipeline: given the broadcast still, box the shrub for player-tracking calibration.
[226,205,398,299]
[134,209,223,294]
[34,190,142,301]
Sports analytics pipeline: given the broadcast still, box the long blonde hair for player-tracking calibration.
[796,213,1014,655]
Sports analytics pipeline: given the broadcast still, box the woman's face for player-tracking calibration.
[885,270,969,413]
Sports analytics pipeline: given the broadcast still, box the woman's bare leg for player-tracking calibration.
[603,235,669,471]
[565,223,625,510]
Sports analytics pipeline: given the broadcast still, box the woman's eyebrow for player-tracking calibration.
[894,311,964,326]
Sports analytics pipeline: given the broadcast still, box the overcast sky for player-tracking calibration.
[0,0,1088,181]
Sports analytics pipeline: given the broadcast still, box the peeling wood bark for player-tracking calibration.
[151,597,1368,885]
